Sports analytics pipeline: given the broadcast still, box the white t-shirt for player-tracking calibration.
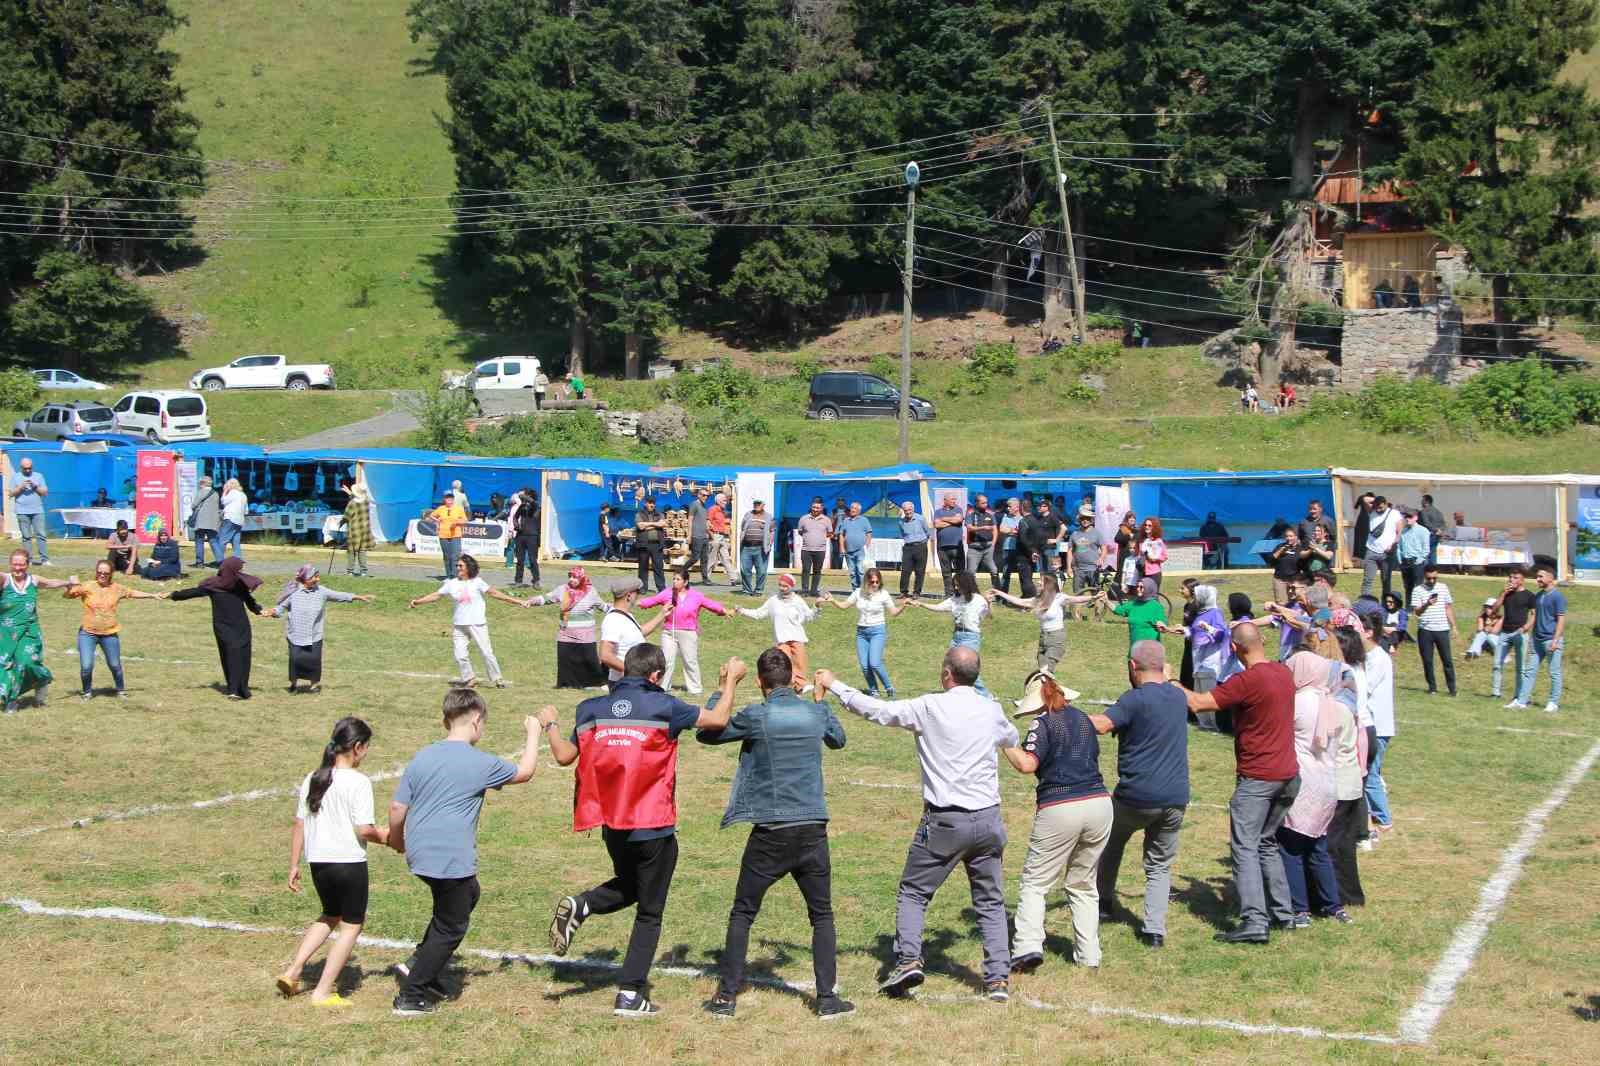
[846,588,895,627]
[934,595,989,632]
[1037,592,1070,633]
[296,767,375,864]
[439,576,489,627]
[600,608,645,681]
[222,489,248,525]
[1364,645,1395,737]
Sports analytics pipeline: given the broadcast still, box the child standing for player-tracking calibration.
[277,717,388,1007]
[736,573,818,689]
[388,690,552,1016]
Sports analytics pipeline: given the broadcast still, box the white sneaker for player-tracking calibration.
[1542,702,1558,714]
[1503,700,1528,710]
[1357,838,1376,852]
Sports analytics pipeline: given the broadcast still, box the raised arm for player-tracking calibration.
[509,712,551,784]
[694,658,748,730]
[486,585,527,608]
[821,671,924,731]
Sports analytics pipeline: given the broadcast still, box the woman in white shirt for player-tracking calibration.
[906,570,995,697]
[219,477,249,562]
[277,716,388,1007]
[819,566,907,697]
[407,554,533,687]
[737,572,818,690]
[990,572,1095,674]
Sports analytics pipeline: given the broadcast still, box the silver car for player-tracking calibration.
[33,368,109,391]
[12,402,118,441]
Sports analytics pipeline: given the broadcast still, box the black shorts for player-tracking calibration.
[310,861,369,924]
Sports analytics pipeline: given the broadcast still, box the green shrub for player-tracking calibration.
[789,357,822,384]
[1559,374,1600,424]
[0,368,42,411]
[1296,300,1344,328]
[1576,321,1600,345]
[1086,302,1125,331]
[970,342,1018,378]
[667,363,761,409]
[402,387,474,451]
[867,353,895,380]
[471,411,610,457]
[1064,381,1099,404]
[1070,341,1120,372]
[1455,358,1576,436]
[725,411,771,437]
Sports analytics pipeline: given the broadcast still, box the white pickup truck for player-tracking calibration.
[189,354,336,392]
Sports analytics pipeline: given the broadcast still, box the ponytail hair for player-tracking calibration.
[307,716,372,814]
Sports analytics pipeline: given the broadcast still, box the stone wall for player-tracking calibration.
[1338,303,1466,389]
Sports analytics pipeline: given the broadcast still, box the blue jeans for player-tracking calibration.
[16,511,47,562]
[193,528,221,565]
[842,548,866,589]
[739,545,768,595]
[1276,825,1340,914]
[77,629,125,693]
[218,520,244,560]
[856,624,893,695]
[1516,636,1563,704]
[950,629,991,698]
[439,536,460,578]
[1365,736,1393,827]
[1491,630,1525,697]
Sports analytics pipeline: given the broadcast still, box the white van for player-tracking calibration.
[112,390,212,443]
[470,356,543,390]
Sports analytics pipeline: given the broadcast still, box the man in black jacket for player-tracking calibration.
[509,487,541,587]
[1014,498,1056,600]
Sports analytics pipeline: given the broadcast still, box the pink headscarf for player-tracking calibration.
[1290,653,1344,753]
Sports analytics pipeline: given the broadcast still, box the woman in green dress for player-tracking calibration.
[2,548,74,713]
[340,478,375,577]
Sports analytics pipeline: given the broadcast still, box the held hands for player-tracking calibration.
[536,705,559,728]
[408,598,421,609]
[523,714,541,736]
[814,668,836,691]
[722,657,748,684]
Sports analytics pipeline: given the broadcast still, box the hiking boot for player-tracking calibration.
[703,993,736,1019]
[1010,951,1044,974]
[392,993,436,1017]
[984,979,1010,1003]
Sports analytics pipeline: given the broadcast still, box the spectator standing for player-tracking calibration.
[1136,518,1168,591]
[1360,496,1401,599]
[688,487,711,585]
[1490,570,1537,700]
[638,568,728,696]
[450,480,471,518]
[219,477,250,561]
[1351,492,1376,565]
[188,475,222,568]
[426,491,466,581]
[341,479,375,579]
[836,502,874,591]
[819,648,1019,1001]
[1113,511,1139,594]
[1416,494,1447,566]
[9,457,49,565]
[996,498,1025,592]
[1182,624,1300,942]
[829,497,848,569]
[707,493,735,583]
[633,497,668,593]
[1014,498,1056,599]
[597,504,622,562]
[738,573,818,684]
[1198,512,1231,569]
[738,499,775,596]
[1509,564,1565,713]
[569,372,585,401]
[1297,500,1335,546]
[1397,509,1431,604]
[896,500,931,599]
[1302,525,1335,582]
[965,495,999,586]
[1067,513,1103,596]
[533,369,549,410]
[507,487,542,588]
[1270,528,1303,605]
[795,497,834,597]
[931,492,966,596]
[1087,641,1190,947]
[1410,564,1457,696]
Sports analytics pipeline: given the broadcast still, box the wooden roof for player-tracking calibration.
[1316,142,1406,205]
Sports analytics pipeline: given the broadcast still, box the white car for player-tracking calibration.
[112,390,212,443]
[33,369,109,391]
[189,354,335,392]
[468,356,543,390]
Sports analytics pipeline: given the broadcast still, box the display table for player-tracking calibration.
[791,532,908,567]
[1436,539,1531,568]
[405,518,509,558]
[241,510,338,541]
[55,507,135,531]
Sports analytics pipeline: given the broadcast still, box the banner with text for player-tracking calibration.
[135,450,177,544]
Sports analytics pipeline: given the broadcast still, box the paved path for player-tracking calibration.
[268,391,419,452]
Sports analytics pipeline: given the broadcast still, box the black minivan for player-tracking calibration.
[807,372,937,422]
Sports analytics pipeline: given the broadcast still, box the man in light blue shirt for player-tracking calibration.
[1397,509,1431,605]
[9,458,48,564]
[836,502,873,590]
[897,500,930,598]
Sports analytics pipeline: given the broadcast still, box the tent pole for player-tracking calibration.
[1331,475,1348,571]
[537,471,551,563]
[1,452,13,540]
[1555,483,1568,581]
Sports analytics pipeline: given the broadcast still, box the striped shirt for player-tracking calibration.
[1409,580,1453,631]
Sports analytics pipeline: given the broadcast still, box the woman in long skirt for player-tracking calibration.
[170,557,265,699]
[531,566,607,688]
[341,479,375,577]
[269,565,375,693]
[0,549,73,713]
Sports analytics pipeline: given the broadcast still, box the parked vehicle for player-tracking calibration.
[467,356,543,390]
[111,390,212,443]
[189,354,335,392]
[32,369,109,391]
[806,371,937,422]
[12,402,117,441]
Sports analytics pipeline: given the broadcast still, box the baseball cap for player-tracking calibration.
[1483,597,1498,606]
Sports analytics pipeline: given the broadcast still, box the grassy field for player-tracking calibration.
[1,544,1594,1064]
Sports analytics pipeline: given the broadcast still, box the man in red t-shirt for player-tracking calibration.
[1183,623,1300,943]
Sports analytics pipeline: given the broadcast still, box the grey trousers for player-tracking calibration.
[895,805,1009,983]
[1229,775,1300,931]
[1095,799,1186,936]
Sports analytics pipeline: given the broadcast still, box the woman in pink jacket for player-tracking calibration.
[638,567,727,695]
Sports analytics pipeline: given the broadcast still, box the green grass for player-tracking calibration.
[0,543,1595,1063]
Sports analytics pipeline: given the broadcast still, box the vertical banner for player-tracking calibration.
[1575,484,1600,581]
[135,450,176,544]
[734,471,777,567]
[1094,484,1130,545]
[175,461,198,543]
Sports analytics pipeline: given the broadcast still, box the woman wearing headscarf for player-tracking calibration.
[1276,652,1353,927]
[530,566,607,688]
[170,557,265,700]
[0,549,74,713]
[1326,627,1370,907]
[1180,583,1230,730]
[341,479,375,578]
[269,566,376,693]
[139,529,183,580]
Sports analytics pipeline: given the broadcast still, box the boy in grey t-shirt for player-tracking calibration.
[388,689,552,1016]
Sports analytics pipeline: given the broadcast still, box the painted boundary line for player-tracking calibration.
[4,897,1398,1043]
[1395,735,1600,1044]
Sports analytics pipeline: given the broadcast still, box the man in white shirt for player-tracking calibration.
[1354,601,1397,833]
[816,646,1019,1002]
[1360,496,1401,600]
[599,578,664,683]
[1409,564,1457,697]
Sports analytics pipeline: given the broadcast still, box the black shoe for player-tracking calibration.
[613,991,660,1018]
[984,979,1010,1003]
[816,994,856,1020]
[392,993,436,1017]
[1011,951,1044,974]
[1214,927,1269,944]
[550,895,585,956]
[703,993,736,1019]
[1137,932,1165,949]
[879,958,925,997]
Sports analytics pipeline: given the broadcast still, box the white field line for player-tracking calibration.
[1395,736,1600,1045]
[842,779,1229,811]
[1395,717,1597,741]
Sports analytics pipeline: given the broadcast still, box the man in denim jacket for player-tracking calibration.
[697,647,852,1020]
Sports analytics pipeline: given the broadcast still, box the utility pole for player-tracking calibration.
[1044,102,1087,343]
[898,161,919,463]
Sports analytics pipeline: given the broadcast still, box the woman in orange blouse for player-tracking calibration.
[65,559,165,700]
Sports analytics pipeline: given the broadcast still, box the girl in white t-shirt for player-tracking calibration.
[408,554,534,687]
[277,716,387,1007]
[819,566,908,697]
[990,573,1096,674]
[906,570,996,696]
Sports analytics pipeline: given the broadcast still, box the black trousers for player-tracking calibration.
[636,541,665,592]
[405,874,480,996]
[1400,560,1425,606]
[1326,797,1367,907]
[718,823,836,998]
[937,545,963,596]
[899,542,927,597]
[513,535,540,585]
[580,829,680,993]
[1418,628,1456,695]
[800,549,826,596]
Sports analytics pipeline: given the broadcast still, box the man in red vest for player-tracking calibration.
[542,643,746,1017]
